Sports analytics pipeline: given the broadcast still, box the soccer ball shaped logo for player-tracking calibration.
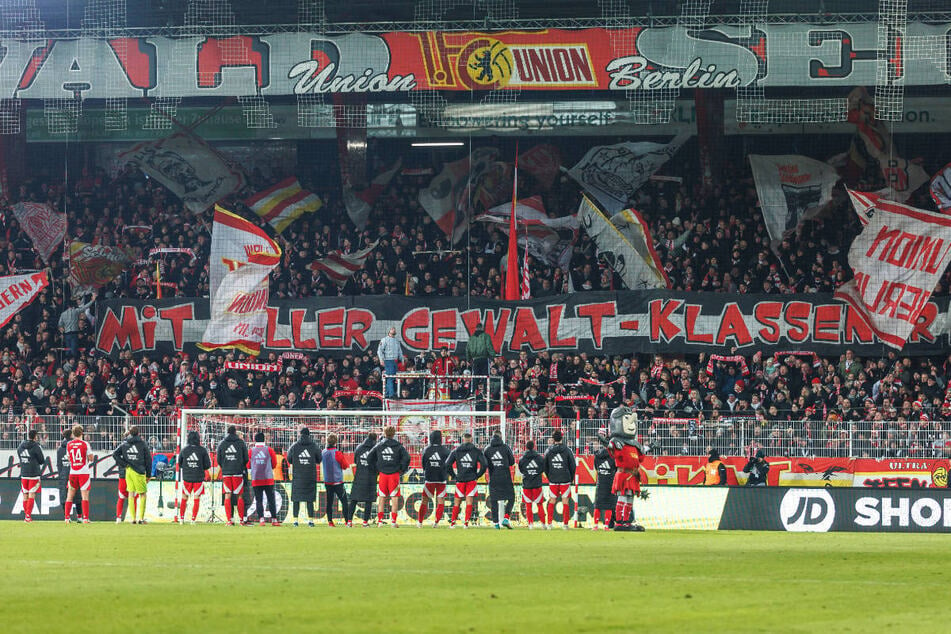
[462,38,514,89]
[932,465,948,488]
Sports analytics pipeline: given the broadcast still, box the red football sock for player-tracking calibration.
[624,503,632,523]
[604,510,613,525]
[451,505,460,523]
[418,500,428,523]
[526,506,534,523]
[390,511,397,524]
[377,511,385,523]
[536,504,546,523]
[562,502,570,524]
[464,502,473,524]
[81,500,90,520]
[237,498,246,520]
[593,509,600,525]
[434,502,444,522]
[179,499,188,520]
[64,501,72,519]
[24,497,33,519]
[191,499,200,521]
[546,502,555,524]
[504,512,510,520]
[224,498,233,522]
[116,498,125,519]
[614,500,624,523]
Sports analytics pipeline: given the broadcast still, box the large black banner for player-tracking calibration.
[94,291,951,358]
[718,487,951,533]
[0,479,119,522]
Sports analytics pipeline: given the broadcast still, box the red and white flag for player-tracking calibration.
[877,156,929,203]
[68,242,134,291]
[309,241,379,287]
[578,196,670,290]
[11,202,66,263]
[343,158,402,229]
[847,88,927,203]
[200,206,282,356]
[518,144,561,190]
[477,195,577,269]
[835,190,951,349]
[419,148,499,244]
[244,177,323,234]
[0,271,49,329]
[930,162,951,213]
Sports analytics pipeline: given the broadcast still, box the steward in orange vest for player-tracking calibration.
[703,450,727,485]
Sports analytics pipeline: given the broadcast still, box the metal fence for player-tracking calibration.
[2,412,949,459]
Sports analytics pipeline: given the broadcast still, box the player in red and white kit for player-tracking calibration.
[64,425,94,524]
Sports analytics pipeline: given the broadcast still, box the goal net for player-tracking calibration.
[178,408,506,461]
[175,408,506,524]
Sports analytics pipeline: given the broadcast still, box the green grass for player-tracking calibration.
[1,522,949,633]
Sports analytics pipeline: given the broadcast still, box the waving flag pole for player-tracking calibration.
[504,142,520,301]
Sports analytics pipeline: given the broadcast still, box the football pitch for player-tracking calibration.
[1,523,948,633]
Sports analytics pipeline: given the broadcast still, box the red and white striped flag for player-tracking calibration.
[309,241,379,287]
[244,177,323,234]
[520,246,531,299]
[343,158,402,229]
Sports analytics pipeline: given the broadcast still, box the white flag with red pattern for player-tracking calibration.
[835,190,951,349]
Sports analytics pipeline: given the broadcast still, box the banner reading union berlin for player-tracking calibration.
[2,21,951,101]
[95,291,951,358]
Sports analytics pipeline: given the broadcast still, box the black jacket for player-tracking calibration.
[216,433,249,477]
[56,439,71,482]
[483,436,515,497]
[593,448,617,508]
[17,439,45,478]
[179,432,211,483]
[113,435,152,476]
[421,431,451,483]
[287,433,320,501]
[518,450,545,489]
[544,442,576,484]
[446,442,487,483]
[743,457,770,486]
[369,437,411,475]
[350,437,379,502]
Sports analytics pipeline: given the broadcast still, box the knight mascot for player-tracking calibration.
[599,406,650,532]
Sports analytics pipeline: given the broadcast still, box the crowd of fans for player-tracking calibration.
[1,137,951,461]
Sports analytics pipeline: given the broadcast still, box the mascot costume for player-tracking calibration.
[599,406,650,531]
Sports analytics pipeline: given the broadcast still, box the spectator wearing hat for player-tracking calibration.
[743,448,770,486]
[703,449,727,485]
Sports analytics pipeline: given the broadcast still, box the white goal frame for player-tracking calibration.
[178,408,507,465]
[176,408,506,522]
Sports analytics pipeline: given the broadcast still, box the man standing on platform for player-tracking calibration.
[377,327,404,399]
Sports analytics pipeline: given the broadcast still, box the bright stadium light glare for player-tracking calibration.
[411,141,466,147]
